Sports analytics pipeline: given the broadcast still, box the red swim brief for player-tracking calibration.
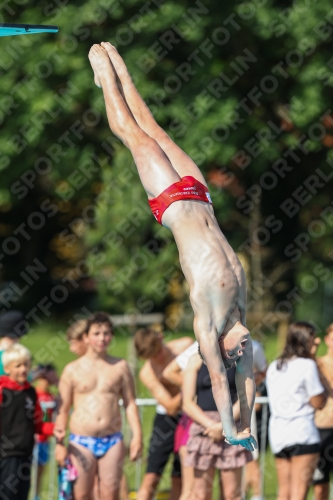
[148,175,213,225]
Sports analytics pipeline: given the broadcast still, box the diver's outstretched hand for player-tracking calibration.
[224,426,257,451]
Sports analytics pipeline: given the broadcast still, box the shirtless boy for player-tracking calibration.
[54,312,143,500]
[88,43,256,451]
[134,328,193,500]
[313,323,333,500]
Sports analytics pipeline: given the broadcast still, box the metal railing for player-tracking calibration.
[31,397,270,500]
[254,396,269,498]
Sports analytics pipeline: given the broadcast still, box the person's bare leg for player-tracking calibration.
[289,454,319,500]
[178,446,194,500]
[170,476,182,500]
[245,460,261,498]
[136,473,161,500]
[69,443,97,500]
[97,439,126,500]
[100,42,207,186]
[220,468,242,500]
[193,467,215,500]
[314,482,329,500]
[94,473,101,500]
[275,457,291,500]
[218,475,224,500]
[120,474,129,500]
[88,44,181,199]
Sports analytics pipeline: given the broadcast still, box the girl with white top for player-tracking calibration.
[266,322,326,500]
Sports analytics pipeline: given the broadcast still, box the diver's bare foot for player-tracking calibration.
[88,44,116,88]
[101,42,131,80]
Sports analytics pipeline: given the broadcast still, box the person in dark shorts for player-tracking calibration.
[146,412,182,478]
[163,341,197,500]
[313,323,333,500]
[266,322,327,500]
[313,429,333,496]
[134,328,193,500]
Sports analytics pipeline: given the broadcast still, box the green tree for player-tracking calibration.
[0,0,332,328]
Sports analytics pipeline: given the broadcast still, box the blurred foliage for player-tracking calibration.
[0,0,333,328]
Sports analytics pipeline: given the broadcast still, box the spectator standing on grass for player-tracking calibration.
[64,317,130,500]
[134,328,193,500]
[0,344,54,500]
[313,322,333,500]
[266,321,327,500]
[34,364,59,500]
[165,341,268,500]
[164,341,268,500]
[163,341,197,500]
[54,312,143,500]
[182,352,252,500]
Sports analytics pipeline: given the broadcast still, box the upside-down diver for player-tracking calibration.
[88,42,257,451]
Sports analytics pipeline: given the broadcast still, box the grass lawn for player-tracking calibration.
[22,324,327,499]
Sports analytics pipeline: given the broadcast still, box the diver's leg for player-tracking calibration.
[100,42,207,185]
[88,44,180,199]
